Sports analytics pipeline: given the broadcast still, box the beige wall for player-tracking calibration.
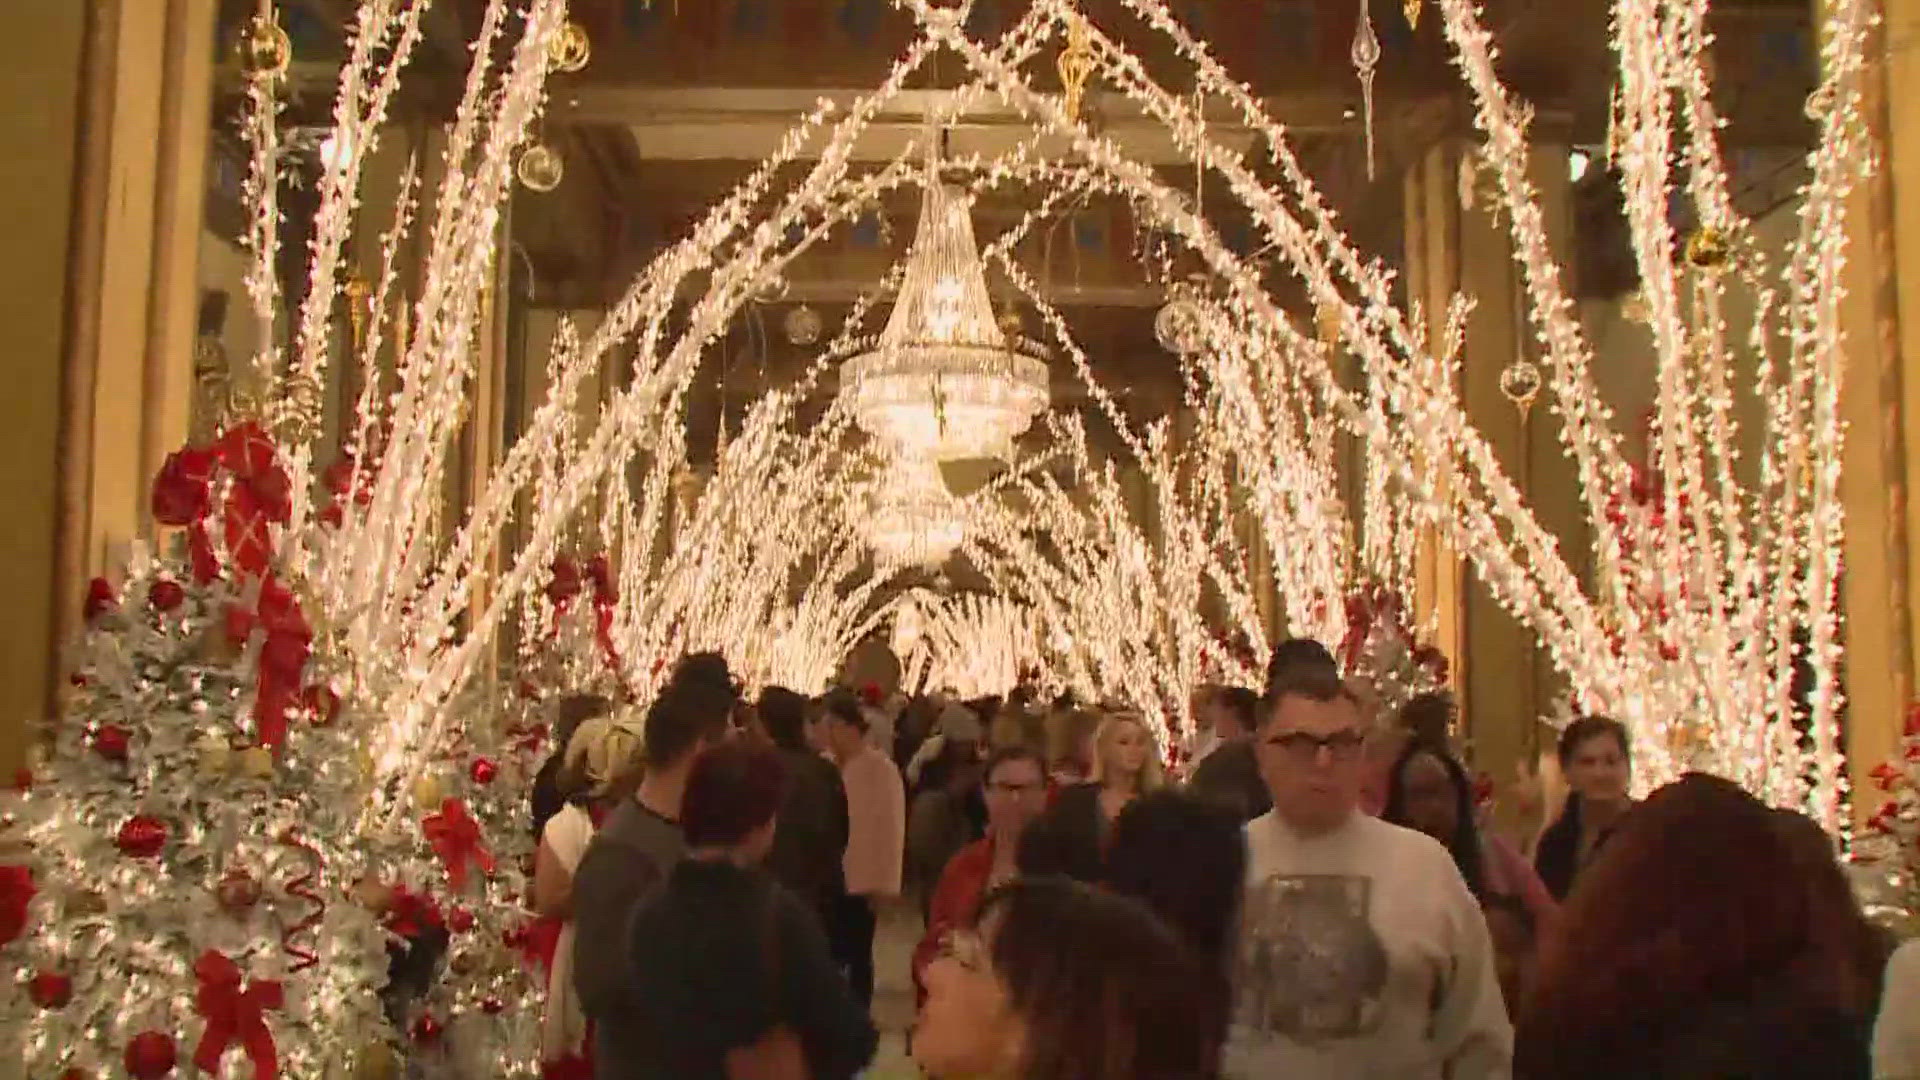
[0,4,89,771]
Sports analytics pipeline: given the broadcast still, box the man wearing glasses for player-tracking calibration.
[1226,640,1511,1080]
[909,746,1049,1005]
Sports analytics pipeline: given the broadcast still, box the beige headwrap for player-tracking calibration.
[563,710,644,798]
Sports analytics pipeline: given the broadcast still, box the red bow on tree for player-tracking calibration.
[192,950,283,1080]
[0,864,35,946]
[215,423,292,577]
[423,799,494,890]
[546,556,583,607]
[383,885,445,939]
[224,577,312,749]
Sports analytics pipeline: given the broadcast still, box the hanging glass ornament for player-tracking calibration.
[1350,0,1382,181]
[1684,227,1730,272]
[997,309,1025,339]
[240,15,292,81]
[783,304,824,346]
[516,143,565,192]
[1499,359,1543,412]
[549,21,592,73]
[1155,293,1206,354]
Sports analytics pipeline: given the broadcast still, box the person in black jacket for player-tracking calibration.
[623,742,877,1080]
[757,686,850,929]
[1186,686,1270,822]
[530,694,612,839]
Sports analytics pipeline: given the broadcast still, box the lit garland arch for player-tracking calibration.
[231,0,1869,833]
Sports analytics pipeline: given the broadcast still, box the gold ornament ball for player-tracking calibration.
[548,22,592,73]
[216,870,262,912]
[412,774,444,812]
[240,18,292,81]
[197,741,232,778]
[516,144,565,193]
[352,1044,399,1080]
[1684,227,1730,272]
[238,746,275,779]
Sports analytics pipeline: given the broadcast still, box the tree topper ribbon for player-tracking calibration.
[423,799,494,889]
[224,577,312,750]
[192,950,283,1080]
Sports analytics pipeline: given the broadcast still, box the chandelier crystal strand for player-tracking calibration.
[1351,0,1381,181]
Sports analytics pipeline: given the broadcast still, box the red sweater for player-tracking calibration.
[911,838,999,1003]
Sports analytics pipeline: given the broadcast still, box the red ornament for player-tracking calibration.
[410,1015,444,1045]
[92,725,131,762]
[12,768,32,792]
[68,672,87,688]
[1904,702,1920,738]
[60,1069,89,1080]
[124,1031,177,1080]
[468,757,499,785]
[83,578,118,623]
[117,815,169,859]
[446,907,475,933]
[148,579,186,613]
[480,997,504,1015]
[29,970,72,1008]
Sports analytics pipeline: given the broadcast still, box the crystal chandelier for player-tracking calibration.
[841,170,1049,461]
[866,455,966,568]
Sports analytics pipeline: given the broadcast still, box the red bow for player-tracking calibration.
[215,423,291,577]
[0,864,35,946]
[192,951,283,1080]
[225,578,312,749]
[152,446,217,526]
[383,885,445,939]
[547,557,583,605]
[423,799,494,889]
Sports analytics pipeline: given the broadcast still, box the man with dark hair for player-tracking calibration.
[758,685,850,935]
[572,674,734,1080]
[1188,686,1271,822]
[1226,649,1509,1079]
[1262,637,1341,705]
[820,688,904,1009]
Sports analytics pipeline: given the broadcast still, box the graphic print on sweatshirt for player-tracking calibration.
[1234,873,1389,1045]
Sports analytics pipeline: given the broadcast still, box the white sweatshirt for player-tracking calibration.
[1876,939,1920,1080]
[1225,810,1513,1080]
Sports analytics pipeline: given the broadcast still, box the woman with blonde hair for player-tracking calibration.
[532,711,645,1073]
[1028,710,1164,883]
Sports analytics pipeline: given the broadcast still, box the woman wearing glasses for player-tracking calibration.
[911,746,1050,1005]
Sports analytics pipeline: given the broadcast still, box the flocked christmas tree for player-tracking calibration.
[0,425,395,1080]
[355,686,547,1080]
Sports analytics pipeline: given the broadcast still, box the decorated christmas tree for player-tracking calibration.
[0,427,395,1079]
[354,690,547,1080]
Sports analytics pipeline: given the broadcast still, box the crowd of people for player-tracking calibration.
[519,644,1920,1080]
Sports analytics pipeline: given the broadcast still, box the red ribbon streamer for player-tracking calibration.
[423,799,494,890]
[277,828,325,973]
[0,864,35,946]
[192,950,283,1080]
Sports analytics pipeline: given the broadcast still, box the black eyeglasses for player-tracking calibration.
[1266,730,1366,764]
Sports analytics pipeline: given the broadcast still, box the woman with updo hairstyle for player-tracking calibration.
[913,875,1226,1080]
[1032,711,1165,883]
[533,712,643,1070]
[1533,715,1633,900]
[1516,773,1873,1079]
